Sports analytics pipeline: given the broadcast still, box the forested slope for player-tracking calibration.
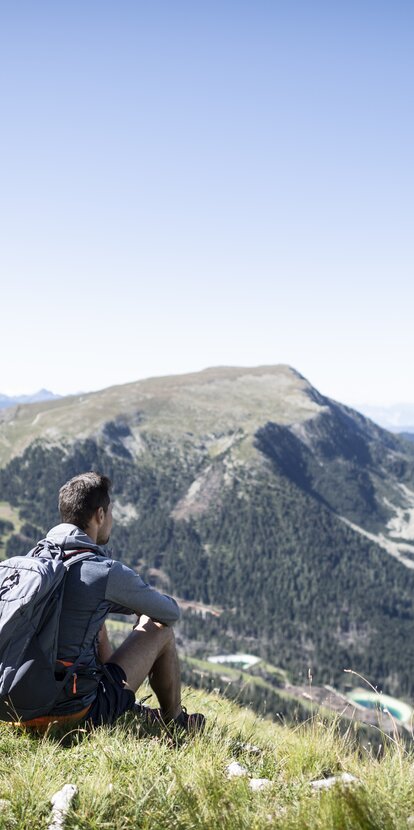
[2,420,414,695]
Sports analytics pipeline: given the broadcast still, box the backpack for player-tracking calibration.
[0,540,95,722]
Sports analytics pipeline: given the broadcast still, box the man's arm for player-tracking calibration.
[105,561,181,625]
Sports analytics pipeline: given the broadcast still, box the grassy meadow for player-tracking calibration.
[0,687,414,829]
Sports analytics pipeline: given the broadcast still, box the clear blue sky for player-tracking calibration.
[1,1,413,405]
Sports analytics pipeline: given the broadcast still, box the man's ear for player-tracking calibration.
[96,506,105,525]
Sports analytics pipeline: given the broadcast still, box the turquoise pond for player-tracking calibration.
[351,699,403,720]
[347,690,413,724]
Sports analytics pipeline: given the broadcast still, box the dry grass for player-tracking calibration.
[0,687,413,829]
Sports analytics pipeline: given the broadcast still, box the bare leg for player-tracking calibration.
[108,615,182,721]
[97,623,113,663]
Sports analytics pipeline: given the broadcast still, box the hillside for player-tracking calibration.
[0,366,322,468]
[1,688,414,830]
[1,365,414,697]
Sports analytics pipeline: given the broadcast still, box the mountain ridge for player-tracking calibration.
[2,364,414,563]
[0,389,60,410]
[0,365,324,467]
[2,364,414,695]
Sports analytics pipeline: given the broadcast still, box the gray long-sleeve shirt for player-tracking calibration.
[46,523,180,714]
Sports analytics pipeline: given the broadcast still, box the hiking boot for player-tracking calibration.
[133,702,205,737]
[168,706,206,736]
[133,701,163,728]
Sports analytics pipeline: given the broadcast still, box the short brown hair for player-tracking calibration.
[58,472,112,529]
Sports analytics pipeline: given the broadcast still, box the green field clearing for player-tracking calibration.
[0,501,22,558]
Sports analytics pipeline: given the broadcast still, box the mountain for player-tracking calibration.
[1,365,414,697]
[0,389,61,410]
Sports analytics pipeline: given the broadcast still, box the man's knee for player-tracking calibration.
[133,615,175,645]
[109,616,177,691]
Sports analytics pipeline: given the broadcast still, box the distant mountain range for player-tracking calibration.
[1,365,414,698]
[357,403,414,434]
[0,389,61,410]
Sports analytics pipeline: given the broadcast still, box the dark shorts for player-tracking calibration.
[86,663,136,727]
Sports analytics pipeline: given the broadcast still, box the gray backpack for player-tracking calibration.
[0,540,94,722]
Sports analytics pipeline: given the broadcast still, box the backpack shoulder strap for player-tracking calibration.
[27,540,100,567]
[61,549,102,569]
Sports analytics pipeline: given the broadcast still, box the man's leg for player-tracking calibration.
[108,615,182,721]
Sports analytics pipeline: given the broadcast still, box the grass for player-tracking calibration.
[0,502,22,559]
[1,687,414,829]
[0,503,21,526]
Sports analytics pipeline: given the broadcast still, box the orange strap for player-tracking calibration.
[56,659,78,694]
[13,705,91,733]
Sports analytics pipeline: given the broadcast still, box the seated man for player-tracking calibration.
[25,471,204,734]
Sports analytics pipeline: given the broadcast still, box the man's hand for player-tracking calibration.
[134,614,167,631]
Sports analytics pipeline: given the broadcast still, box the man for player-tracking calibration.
[26,471,205,734]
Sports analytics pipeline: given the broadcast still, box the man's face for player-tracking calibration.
[97,501,113,545]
